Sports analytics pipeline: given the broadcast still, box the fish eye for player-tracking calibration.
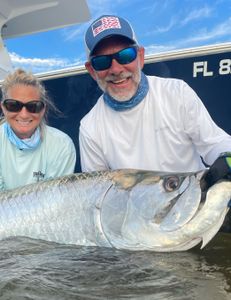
[163,176,180,192]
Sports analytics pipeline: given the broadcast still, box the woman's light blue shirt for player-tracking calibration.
[0,124,76,190]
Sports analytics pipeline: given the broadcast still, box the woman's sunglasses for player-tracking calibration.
[90,46,138,71]
[2,99,45,113]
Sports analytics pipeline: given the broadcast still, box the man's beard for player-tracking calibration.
[95,65,141,102]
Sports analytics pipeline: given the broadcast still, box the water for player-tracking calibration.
[0,234,230,300]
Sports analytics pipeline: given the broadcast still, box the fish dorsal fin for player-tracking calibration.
[160,176,201,231]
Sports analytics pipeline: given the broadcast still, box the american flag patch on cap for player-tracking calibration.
[92,16,121,37]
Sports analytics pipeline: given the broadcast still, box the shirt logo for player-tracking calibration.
[33,171,45,182]
[92,17,121,37]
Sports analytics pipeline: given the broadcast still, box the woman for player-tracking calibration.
[0,68,76,190]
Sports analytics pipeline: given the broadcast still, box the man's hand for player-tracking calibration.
[201,152,231,191]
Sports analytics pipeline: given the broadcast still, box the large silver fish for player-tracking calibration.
[0,169,230,252]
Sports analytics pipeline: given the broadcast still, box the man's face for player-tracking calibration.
[86,37,145,101]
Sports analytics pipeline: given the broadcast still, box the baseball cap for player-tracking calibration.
[85,15,138,57]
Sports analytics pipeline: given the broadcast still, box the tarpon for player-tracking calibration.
[0,169,230,252]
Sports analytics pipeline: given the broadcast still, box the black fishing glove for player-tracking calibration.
[202,152,231,192]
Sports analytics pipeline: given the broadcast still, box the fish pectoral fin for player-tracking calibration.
[201,208,229,249]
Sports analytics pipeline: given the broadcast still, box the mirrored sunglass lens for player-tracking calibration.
[117,47,137,64]
[91,47,137,71]
[91,56,111,71]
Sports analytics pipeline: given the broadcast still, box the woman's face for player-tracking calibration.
[1,84,45,139]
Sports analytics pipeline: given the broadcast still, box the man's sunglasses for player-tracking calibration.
[2,99,45,113]
[90,46,138,71]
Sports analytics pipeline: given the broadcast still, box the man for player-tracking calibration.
[79,14,231,188]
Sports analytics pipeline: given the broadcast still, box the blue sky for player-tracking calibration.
[4,0,231,74]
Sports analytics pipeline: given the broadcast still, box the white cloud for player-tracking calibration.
[181,6,212,26]
[179,16,231,46]
[9,52,83,73]
[144,0,175,14]
[145,44,176,55]
[62,23,87,41]
[151,18,177,35]
[145,16,231,54]
[145,5,213,37]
